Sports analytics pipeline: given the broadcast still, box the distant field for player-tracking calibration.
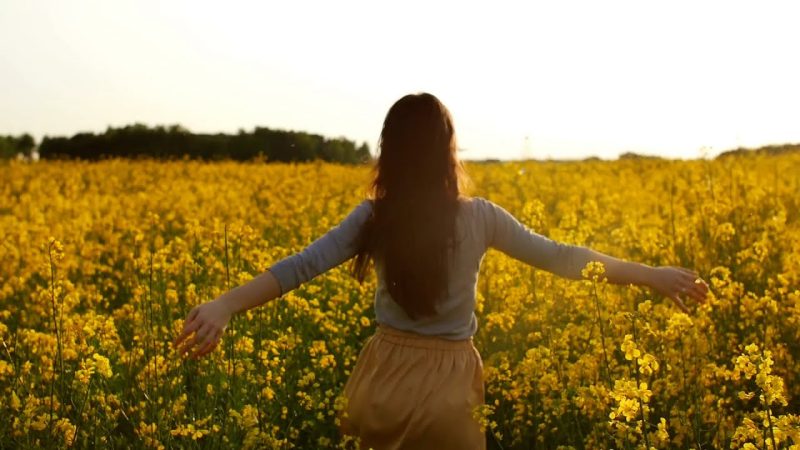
[1,155,799,449]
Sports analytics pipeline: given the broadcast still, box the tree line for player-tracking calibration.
[0,134,35,159]
[716,143,800,158]
[4,126,798,162]
[1,124,372,163]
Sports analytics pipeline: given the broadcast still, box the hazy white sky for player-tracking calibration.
[2,0,799,160]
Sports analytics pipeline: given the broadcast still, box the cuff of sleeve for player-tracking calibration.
[267,261,295,296]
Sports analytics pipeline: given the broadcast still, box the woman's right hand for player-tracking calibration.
[647,266,709,313]
[173,298,233,359]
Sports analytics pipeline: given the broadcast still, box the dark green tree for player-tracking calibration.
[0,133,36,159]
[37,124,369,164]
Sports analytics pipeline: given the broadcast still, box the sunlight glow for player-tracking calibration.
[1,0,798,159]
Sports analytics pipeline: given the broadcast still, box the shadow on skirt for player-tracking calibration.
[338,323,486,450]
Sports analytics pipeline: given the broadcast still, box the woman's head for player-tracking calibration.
[373,93,463,199]
[351,92,472,319]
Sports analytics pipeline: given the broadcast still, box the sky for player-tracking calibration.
[1,0,799,160]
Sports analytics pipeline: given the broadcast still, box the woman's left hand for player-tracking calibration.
[173,298,233,360]
[648,266,709,313]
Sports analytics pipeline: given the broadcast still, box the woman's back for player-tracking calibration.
[267,195,591,340]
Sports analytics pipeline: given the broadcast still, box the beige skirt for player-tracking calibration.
[338,323,486,450]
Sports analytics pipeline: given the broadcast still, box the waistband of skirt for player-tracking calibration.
[375,322,475,350]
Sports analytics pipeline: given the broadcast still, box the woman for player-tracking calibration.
[173,92,709,449]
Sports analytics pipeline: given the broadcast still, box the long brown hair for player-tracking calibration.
[350,93,472,319]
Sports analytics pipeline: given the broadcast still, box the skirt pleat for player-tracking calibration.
[338,323,485,450]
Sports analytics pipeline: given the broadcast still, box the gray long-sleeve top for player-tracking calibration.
[267,196,591,340]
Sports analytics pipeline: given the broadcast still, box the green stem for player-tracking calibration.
[669,177,677,261]
[47,243,64,439]
[148,250,155,424]
[764,401,777,450]
[224,224,237,436]
[631,318,650,449]
[591,281,611,388]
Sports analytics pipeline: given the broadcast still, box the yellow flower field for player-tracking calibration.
[1,154,799,449]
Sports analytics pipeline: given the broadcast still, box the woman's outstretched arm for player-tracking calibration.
[172,270,282,359]
[575,248,708,313]
[173,199,373,360]
[478,197,709,312]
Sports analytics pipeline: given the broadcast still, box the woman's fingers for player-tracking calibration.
[173,301,231,359]
[191,331,222,359]
[672,277,708,306]
[176,322,226,359]
[177,335,198,356]
[181,308,201,331]
[195,322,214,342]
[180,323,214,355]
[691,281,709,301]
[671,294,689,313]
[654,266,708,312]
[683,271,702,285]
[173,317,201,348]
[681,275,707,301]
[686,286,704,303]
